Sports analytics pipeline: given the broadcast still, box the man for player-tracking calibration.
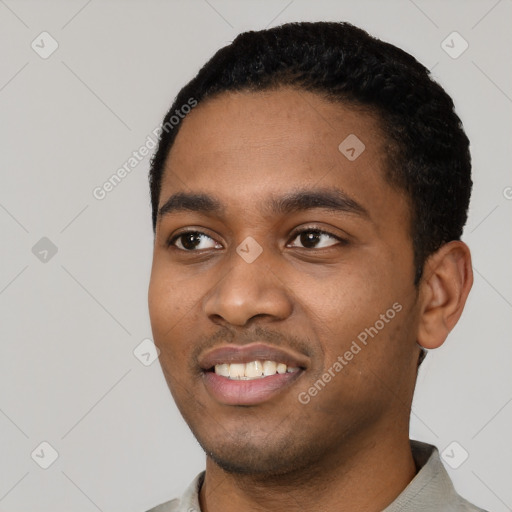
[146,21,486,511]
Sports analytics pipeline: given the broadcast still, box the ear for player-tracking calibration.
[417,241,473,350]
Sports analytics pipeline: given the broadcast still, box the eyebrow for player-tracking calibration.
[157,187,369,221]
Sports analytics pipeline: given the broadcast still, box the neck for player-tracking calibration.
[198,433,417,512]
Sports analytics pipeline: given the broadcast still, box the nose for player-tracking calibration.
[203,246,293,327]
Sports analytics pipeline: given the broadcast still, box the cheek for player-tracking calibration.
[293,258,413,385]
[148,271,171,336]
[148,263,192,346]
[149,256,199,318]
[296,263,395,335]
[148,270,195,393]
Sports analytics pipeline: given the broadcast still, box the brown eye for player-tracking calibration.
[288,229,345,249]
[169,231,221,251]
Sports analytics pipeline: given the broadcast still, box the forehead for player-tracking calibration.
[160,88,405,224]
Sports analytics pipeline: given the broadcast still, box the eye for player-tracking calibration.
[168,227,346,252]
[288,228,345,249]
[168,231,222,251]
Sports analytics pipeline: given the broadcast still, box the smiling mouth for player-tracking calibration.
[209,360,301,380]
[199,342,309,405]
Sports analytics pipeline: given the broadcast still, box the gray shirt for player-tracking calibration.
[147,441,488,511]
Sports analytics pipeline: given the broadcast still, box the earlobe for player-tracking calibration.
[417,241,473,350]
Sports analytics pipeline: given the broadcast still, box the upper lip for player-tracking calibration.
[198,343,309,371]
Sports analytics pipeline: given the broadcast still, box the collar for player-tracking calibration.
[151,441,485,512]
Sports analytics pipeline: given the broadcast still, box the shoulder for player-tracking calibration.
[386,441,490,512]
[450,495,489,512]
[145,498,181,512]
[144,471,205,512]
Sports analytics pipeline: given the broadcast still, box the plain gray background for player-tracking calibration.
[0,0,510,511]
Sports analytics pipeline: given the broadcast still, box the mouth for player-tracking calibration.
[199,343,308,406]
[211,360,300,380]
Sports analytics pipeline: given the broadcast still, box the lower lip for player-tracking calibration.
[202,370,303,406]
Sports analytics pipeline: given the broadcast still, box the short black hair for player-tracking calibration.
[149,21,472,284]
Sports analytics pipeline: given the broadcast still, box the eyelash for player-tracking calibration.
[167,227,348,251]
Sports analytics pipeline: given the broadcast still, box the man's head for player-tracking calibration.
[149,21,472,284]
[147,22,473,478]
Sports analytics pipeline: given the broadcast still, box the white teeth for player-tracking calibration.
[245,361,263,378]
[263,360,277,376]
[229,363,245,379]
[276,363,287,374]
[214,360,300,380]
[215,363,230,377]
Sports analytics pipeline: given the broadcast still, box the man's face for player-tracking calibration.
[148,88,423,475]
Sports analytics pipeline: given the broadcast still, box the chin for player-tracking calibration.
[194,429,324,477]
[208,449,309,476]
